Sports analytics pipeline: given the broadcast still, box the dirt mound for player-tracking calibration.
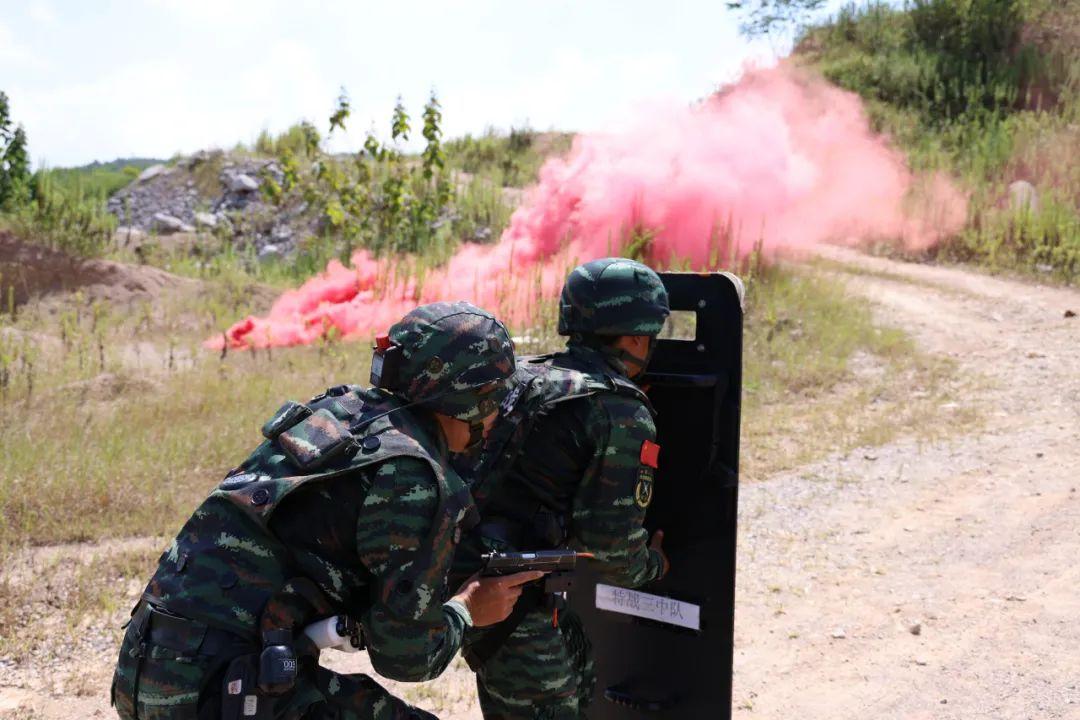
[0,231,197,307]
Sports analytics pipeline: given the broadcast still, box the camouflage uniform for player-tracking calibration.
[111,303,514,720]
[455,259,670,720]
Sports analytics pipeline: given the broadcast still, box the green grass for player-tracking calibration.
[0,262,966,548]
[797,0,1080,281]
[445,127,573,188]
[41,158,160,199]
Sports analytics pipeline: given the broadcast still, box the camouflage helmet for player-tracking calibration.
[372,301,515,423]
[558,258,670,337]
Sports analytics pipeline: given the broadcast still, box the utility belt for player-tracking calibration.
[114,596,292,720]
[135,596,258,659]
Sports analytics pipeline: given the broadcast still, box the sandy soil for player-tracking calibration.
[731,248,1080,719]
[1,249,1078,719]
[0,231,198,308]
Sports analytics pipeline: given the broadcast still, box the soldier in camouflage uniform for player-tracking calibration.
[111,302,542,720]
[455,258,672,720]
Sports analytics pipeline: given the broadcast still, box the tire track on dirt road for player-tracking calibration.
[733,248,1080,719]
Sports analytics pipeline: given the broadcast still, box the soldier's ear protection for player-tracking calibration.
[370,335,404,390]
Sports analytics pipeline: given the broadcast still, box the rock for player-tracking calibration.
[1066,309,1076,319]
[226,173,260,193]
[263,162,284,184]
[258,244,283,262]
[908,622,922,635]
[137,164,168,183]
[1008,180,1039,212]
[194,212,218,229]
[113,226,148,247]
[830,628,846,639]
[152,212,194,234]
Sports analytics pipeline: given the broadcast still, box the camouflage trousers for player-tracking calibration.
[463,607,594,720]
[111,607,434,720]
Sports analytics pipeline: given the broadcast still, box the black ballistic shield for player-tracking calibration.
[570,272,743,720]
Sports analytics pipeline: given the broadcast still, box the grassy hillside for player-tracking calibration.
[795,0,1079,280]
[445,127,574,187]
[42,157,163,199]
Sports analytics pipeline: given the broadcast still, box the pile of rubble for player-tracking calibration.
[106,151,310,259]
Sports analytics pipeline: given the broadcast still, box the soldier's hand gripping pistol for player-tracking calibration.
[480,549,594,594]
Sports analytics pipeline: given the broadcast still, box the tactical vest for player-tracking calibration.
[468,353,654,546]
[145,385,474,639]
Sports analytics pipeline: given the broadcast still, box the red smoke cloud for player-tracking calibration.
[212,64,965,349]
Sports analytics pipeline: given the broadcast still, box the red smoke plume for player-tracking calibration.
[212,64,965,349]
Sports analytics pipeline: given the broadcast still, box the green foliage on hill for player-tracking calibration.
[0,92,31,212]
[42,158,162,200]
[445,127,573,188]
[796,0,1080,279]
[0,92,119,256]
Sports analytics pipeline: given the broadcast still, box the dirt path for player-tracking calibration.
[2,250,1077,719]
[732,248,1080,719]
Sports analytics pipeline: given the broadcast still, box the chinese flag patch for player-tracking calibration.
[639,440,660,468]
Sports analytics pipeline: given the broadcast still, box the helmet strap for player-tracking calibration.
[572,334,656,379]
[464,421,486,452]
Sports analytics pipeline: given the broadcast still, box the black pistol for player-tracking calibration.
[480,549,593,593]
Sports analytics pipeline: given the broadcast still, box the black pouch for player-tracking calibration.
[261,401,312,440]
[111,601,152,719]
[134,607,216,720]
[276,409,355,471]
[220,653,271,719]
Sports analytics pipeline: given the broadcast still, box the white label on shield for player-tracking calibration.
[243,695,258,716]
[595,584,701,630]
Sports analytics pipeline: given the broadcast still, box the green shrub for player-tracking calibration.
[2,170,115,257]
[798,0,1080,280]
[446,127,573,188]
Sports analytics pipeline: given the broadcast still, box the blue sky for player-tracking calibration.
[1,0,791,168]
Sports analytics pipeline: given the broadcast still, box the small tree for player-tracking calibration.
[726,0,828,37]
[0,92,31,211]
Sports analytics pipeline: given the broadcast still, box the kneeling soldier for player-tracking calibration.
[111,302,540,720]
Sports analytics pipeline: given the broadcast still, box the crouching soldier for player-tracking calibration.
[456,258,672,719]
[111,302,542,720]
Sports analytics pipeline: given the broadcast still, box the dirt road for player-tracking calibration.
[2,250,1077,718]
[732,248,1080,719]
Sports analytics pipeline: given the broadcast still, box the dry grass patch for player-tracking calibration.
[0,260,969,548]
[0,540,161,662]
[740,265,980,481]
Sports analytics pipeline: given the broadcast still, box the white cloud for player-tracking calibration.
[146,0,277,25]
[0,21,34,66]
[26,0,56,25]
[18,37,338,166]
[9,1,777,166]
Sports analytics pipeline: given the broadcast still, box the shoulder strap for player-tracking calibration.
[605,374,656,418]
[221,387,454,529]
[466,360,606,509]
